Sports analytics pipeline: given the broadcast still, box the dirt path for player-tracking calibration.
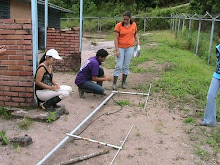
[0,36,203,165]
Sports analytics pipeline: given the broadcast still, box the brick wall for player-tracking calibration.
[0,19,34,107]
[47,28,80,71]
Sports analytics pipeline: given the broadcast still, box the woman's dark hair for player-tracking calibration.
[39,52,46,64]
[122,11,133,25]
[96,49,109,57]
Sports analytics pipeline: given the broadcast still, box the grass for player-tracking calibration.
[18,117,33,130]
[103,30,220,162]
[0,107,11,119]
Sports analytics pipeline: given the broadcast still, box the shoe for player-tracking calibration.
[78,88,85,98]
[199,121,215,127]
[53,104,61,108]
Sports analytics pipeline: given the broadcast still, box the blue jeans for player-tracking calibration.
[113,46,134,76]
[77,67,104,94]
[202,76,219,126]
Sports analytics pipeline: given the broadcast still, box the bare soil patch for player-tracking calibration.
[0,36,204,165]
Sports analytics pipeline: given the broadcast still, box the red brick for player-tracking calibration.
[25,56,32,60]
[0,19,14,23]
[2,81,19,86]
[0,71,18,76]
[9,65,24,71]
[5,102,19,106]
[23,35,32,40]
[19,82,33,87]
[24,66,33,72]
[0,96,11,101]
[25,87,34,92]
[4,91,19,97]
[0,30,16,34]
[20,102,33,106]
[12,97,25,102]
[17,40,32,45]
[0,40,17,45]
[24,45,32,50]
[15,19,31,24]
[26,98,34,103]
[0,25,6,29]
[11,87,26,92]
[8,55,24,60]
[23,24,32,29]
[4,50,17,55]
[19,92,33,97]
[16,30,31,35]
[18,71,32,76]
[5,24,22,29]
[0,86,10,91]
[0,66,8,70]
[6,35,23,40]
[17,60,31,66]
[0,101,4,106]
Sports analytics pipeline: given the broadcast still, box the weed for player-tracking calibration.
[136,132,141,137]
[115,100,130,107]
[18,117,33,130]
[126,115,131,118]
[0,107,11,119]
[46,112,56,123]
[0,130,9,145]
[194,146,210,161]
[184,117,196,124]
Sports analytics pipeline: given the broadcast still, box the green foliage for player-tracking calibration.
[0,130,9,145]
[46,112,56,123]
[18,117,33,130]
[116,100,130,106]
[0,107,11,119]
[184,117,196,124]
[190,0,220,14]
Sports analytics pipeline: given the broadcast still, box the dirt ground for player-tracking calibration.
[0,35,206,165]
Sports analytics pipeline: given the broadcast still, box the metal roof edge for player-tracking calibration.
[37,0,74,13]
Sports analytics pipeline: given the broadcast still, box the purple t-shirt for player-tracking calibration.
[75,56,100,85]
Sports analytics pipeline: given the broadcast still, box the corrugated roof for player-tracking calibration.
[37,0,74,13]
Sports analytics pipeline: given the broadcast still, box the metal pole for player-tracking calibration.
[196,20,202,55]
[110,125,134,165]
[79,0,83,53]
[177,18,181,32]
[182,19,185,35]
[44,0,48,49]
[31,0,38,76]
[188,19,192,40]
[208,20,215,64]
[66,134,121,149]
[112,91,149,96]
[31,0,38,104]
[37,92,115,165]
[144,84,152,110]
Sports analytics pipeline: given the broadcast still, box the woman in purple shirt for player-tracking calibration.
[75,49,113,98]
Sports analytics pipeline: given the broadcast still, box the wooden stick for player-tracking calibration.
[58,150,109,165]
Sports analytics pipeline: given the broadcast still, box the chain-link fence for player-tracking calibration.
[61,13,220,65]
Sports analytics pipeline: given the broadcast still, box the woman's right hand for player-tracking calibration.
[116,49,120,58]
[50,85,60,91]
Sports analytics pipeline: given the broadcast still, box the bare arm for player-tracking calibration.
[35,67,59,91]
[114,32,120,57]
[134,33,140,45]
[92,75,113,82]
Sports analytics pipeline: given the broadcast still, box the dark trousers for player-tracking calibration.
[77,67,104,94]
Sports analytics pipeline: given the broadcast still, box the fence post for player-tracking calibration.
[195,19,202,55]
[208,20,215,64]
[177,18,181,32]
[182,19,185,35]
[188,19,192,40]
[144,18,146,33]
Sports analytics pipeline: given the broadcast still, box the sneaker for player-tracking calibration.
[199,121,215,127]
[78,88,85,98]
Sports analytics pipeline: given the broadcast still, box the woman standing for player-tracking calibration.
[35,49,72,112]
[200,32,220,127]
[112,11,140,90]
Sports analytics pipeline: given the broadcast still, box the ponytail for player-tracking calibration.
[39,52,46,64]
